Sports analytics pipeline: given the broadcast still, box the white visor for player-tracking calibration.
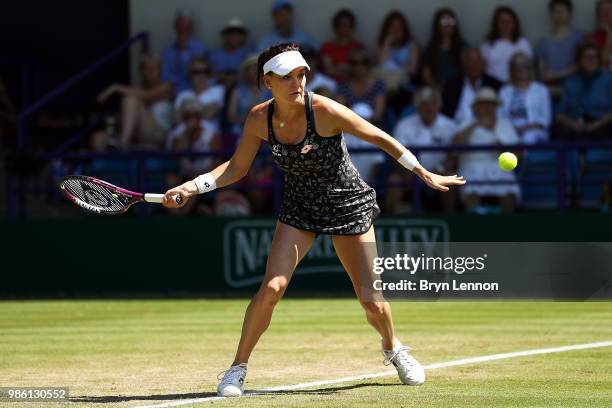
[262,50,310,76]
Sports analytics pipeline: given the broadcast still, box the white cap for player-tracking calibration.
[472,87,500,106]
[262,50,310,76]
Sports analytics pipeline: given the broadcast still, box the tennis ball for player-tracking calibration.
[498,152,518,172]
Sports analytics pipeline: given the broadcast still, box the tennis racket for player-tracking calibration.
[59,175,182,215]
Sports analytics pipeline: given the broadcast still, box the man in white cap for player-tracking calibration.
[453,87,520,213]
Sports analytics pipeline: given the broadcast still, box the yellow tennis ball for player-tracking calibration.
[498,152,518,172]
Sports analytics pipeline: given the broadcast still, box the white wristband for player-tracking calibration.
[397,150,420,171]
[194,173,217,194]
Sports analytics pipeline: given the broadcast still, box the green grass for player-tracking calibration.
[1,300,611,407]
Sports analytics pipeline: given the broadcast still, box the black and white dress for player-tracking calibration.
[267,91,380,235]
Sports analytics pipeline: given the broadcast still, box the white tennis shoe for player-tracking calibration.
[217,363,247,397]
[382,339,426,385]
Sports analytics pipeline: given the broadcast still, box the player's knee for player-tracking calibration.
[361,300,386,315]
[259,279,287,305]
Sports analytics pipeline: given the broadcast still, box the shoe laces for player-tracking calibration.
[217,363,247,382]
[383,345,414,367]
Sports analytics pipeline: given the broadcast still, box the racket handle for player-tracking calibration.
[144,193,183,205]
[144,193,164,203]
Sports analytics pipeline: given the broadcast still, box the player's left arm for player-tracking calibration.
[320,95,466,191]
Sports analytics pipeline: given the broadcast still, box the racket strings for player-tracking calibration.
[62,179,126,213]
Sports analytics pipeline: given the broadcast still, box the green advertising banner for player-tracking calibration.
[1,214,610,297]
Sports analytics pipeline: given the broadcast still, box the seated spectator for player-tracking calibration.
[97,54,173,149]
[302,47,338,97]
[337,49,386,125]
[387,87,458,213]
[320,9,364,82]
[422,8,468,89]
[480,6,533,82]
[256,0,317,52]
[499,52,552,144]
[589,0,612,69]
[161,13,207,94]
[165,98,222,215]
[174,57,225,123]
[554,43,612,140]
[227,55,269,141]
[375,10,420,92]
[453,88,520,213]
[442,48,502,124]
[537,0,585,98]
[208,18,255,85]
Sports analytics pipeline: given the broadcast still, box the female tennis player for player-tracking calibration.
[163,43,465,397]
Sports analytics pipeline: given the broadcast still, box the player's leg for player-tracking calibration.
[331,226,395,348]
[332,225,425,385]
[217,221,315,397]
[233,221,316,364]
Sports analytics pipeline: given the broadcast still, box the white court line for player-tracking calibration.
[134,340,612,408]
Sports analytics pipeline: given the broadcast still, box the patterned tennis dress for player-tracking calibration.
[267,91,380,235]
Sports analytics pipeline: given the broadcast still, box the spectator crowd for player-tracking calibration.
[91,0,612,215]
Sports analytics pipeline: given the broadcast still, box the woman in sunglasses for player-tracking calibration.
[337,49,386,125]
[422,8,468,89]
[163,43,465,397]
[173,57,225,123]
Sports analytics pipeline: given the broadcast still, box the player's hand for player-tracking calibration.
[414,166,466,192]
[163,181,198,208]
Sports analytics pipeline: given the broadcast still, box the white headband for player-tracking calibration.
[262,50,310,76]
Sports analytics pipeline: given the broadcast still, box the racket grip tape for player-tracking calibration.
[144,193,184,205]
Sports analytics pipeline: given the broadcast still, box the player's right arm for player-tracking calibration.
[163,104,267,207]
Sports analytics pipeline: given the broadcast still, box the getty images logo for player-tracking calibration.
[222,219,450,288]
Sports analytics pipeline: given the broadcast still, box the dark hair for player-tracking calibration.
[575,42,600,65]
[378,11,412,46]
[549,0,573,13]
[424,8,466,72]
[486,6,522,43]
[256,42,300,89]
[332,9,356,30]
